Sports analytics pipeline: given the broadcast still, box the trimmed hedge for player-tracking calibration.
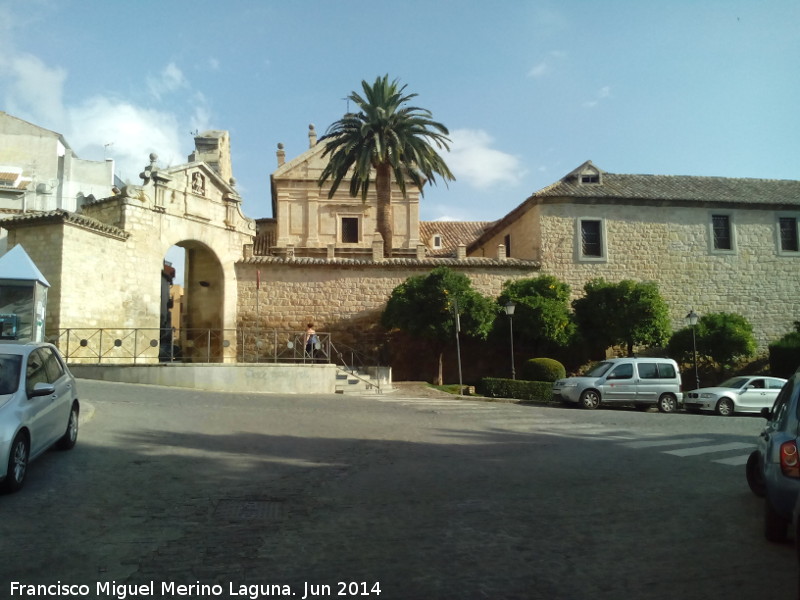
[520,358,566,382]
[478,377,553,402]
[769,332,800,378]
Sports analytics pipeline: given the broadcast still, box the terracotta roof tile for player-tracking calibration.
[419,221,495,256]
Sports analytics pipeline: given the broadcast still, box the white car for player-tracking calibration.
[683,375,786,416]
[0,342,79,493]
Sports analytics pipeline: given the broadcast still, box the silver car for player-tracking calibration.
[0,342,79,494]
[684,375,786,416]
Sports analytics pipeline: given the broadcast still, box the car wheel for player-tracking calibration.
[716,397,735,416]
[765,498,789,542]
[57,402,79,450]
[2,432,29,494]
[746,451,766,497]
[657,393,678,413]
[579,389,600,410]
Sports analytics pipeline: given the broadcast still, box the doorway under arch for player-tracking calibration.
[162,241,225,363]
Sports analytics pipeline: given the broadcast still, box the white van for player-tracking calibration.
[552,357,683,412]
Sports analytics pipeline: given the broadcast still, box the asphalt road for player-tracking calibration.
[1,380,796,600]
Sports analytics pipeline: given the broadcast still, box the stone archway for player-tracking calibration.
[176,240,225,362]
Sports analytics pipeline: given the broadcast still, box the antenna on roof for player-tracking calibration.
[190,129,199,136]
[342,97,350,113]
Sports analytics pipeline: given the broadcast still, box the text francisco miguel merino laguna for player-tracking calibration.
[10,580,383,598]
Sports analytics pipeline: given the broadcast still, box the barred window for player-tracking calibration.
[341,217,359,243]
[581,220,602,257]
[780,217,799,252]
[712,215,732,250]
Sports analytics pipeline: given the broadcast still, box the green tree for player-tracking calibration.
[498,275,575,353]
[381,266,496,384]
[573,278,671,356]
[668,312,756,368]
[318,75,455,257]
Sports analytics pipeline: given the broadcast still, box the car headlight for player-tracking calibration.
[561,382,578,388]
[700,393,714,399]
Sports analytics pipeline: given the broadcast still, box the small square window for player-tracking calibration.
[432,234,442,249]
[341,217,359,243]
[581,174,600,184]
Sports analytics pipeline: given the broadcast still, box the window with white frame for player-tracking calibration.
[432,234,443,249]
[577,218,606,261]
[778,215,799,254]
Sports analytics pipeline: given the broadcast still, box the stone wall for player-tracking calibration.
[538,202,800,348]
[235,257,539,353]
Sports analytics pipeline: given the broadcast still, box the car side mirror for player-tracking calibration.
[28,382,55,398]
[760,407,771,420]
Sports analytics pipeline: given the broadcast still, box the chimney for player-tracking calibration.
[456,244,467,259]
[277,143,285,167]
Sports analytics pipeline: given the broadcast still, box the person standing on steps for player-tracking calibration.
[304,323,318,360]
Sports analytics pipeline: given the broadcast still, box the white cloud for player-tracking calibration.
[528,61,549,78]
[527,50,566,78]
[445,129,525,189]
[0,38,209,186]
[147,62,188,101]
[583,85,612,108]
[0,52,67,125]
[67,97,186,182]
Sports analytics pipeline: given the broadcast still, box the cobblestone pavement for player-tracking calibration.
[1,380,796,600]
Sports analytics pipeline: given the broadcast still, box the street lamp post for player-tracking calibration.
[686,309,700,390]
[504,301,516,380]
[453,297,464,395]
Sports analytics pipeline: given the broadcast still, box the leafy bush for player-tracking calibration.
[769,331,800,378]
[520,358,566,382]
[572,278,670,357]
[478,378,552,402]
[667,312,756,368]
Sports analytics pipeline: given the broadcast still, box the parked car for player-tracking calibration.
[0,342,79,494]
[684,375,787,416]
[745,371,800,542]
[552,357,682,412]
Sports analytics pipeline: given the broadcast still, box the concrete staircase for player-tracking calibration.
[334,366,392,394]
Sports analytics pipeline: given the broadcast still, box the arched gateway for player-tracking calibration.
[0,136,255,364]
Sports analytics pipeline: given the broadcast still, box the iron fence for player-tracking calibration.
[48,328,335,365]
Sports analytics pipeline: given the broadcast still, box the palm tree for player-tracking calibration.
[318,75,455,257]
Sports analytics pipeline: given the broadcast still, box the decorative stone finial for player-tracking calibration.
[308,124,317,148]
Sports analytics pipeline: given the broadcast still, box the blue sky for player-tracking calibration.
[1,0,798,224]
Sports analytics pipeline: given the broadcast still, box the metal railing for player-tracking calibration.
[48,327,338,365]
